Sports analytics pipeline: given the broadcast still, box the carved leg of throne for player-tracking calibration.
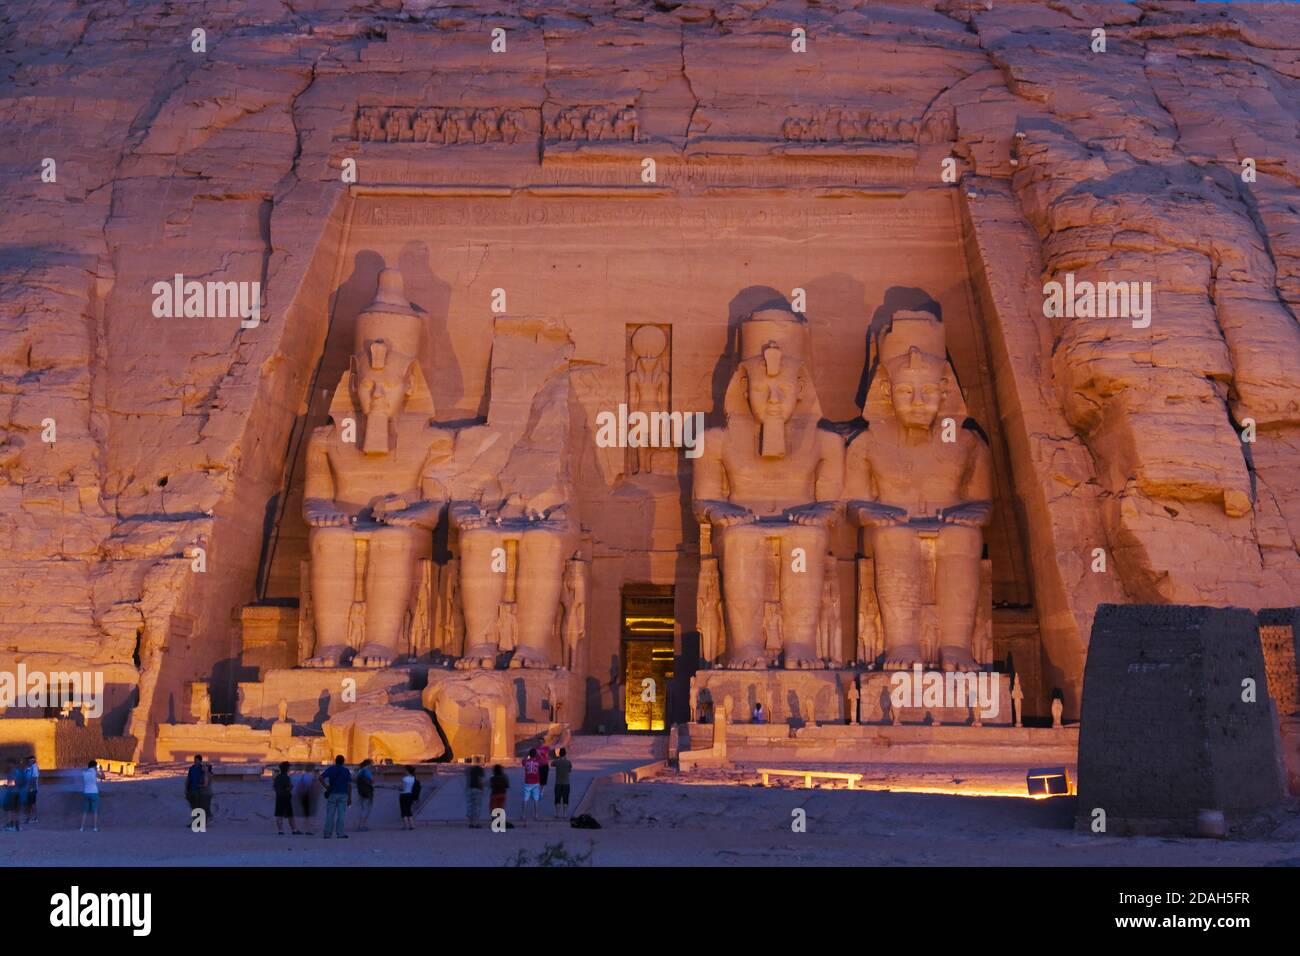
[860,529,992,672]
[716,524,769,669]
[356,525,427,667]
[302,527,431,668]
[457,528,507,669]
[778,526,827,669]
[935,524,983,672]
[871,525,927,670]
[305,526,355,667]
[509,529,565,669]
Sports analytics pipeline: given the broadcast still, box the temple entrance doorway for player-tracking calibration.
[621,585,675,732]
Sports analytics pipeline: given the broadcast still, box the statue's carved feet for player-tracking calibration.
[508,646,551,669]
[727,654,771,670]
[304,646,347,668]
[939,645,979,672]
[883,645,925,670]
[455,644,498,670]
[354,643,396,668]
[784,650,825,670]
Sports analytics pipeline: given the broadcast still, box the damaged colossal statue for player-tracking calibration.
[846,310,993,672]
[422,673,515,759]
[322,694,444,763]
[693,308,844,669]
[438,318,579,671]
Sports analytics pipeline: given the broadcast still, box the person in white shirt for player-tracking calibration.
[80,760,106,832]
[399,768,419,830]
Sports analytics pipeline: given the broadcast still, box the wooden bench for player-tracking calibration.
[96,759,136,776]
[211,764,266,780]
[757,768,863,790]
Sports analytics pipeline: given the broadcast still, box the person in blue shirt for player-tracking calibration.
[184,754,213,827]
[318,755,352,839]
[23,756,39,825]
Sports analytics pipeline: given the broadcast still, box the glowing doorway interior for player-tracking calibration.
[622,585,674,732]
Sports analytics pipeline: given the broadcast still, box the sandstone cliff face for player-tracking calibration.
[0,0,1295,740]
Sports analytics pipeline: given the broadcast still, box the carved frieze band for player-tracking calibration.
[353,106,529,144]
[544,106,640,143]
[351,105,644,146]
[350,104,950,149]
[782,108,955,145]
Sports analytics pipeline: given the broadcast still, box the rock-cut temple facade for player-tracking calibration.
[0,0,1297,764]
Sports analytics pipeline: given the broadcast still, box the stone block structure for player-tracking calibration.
[1076,604,1286,836]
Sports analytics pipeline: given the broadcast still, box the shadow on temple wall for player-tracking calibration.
[210,657,258,721]
[581,656,626,735]
[314,690,332,726]
[327,249,386,378]
[784,688,807,728]
[395,241,459,414]
[856,286,943,411]
[673,631,700,726]
[667,518,701,726]
[708,286,795,427]
[102,685,135,737]
[253,248,384,598]
[802,271,868,423]
[513,677,528,722]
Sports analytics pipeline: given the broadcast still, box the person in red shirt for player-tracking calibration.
[536,743,551,800]
[521,749,542,825]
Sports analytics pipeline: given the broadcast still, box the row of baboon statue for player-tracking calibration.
[355,107,527,144]
[353,104,955,147]
[782,108,956,145]
[544,106,640,142]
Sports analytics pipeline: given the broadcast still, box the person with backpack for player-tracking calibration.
[465,763,485,828]
[274,762,300,835]
[399,766,420,830]
[551,747,573,819]
[489,764,509,826]
[185,754,213,827]
[319,755,352,839]
[355,759,375,832]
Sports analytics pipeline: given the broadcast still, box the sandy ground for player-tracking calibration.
[3,757,1299,866]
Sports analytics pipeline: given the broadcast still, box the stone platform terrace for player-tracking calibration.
[675,721,1077,768]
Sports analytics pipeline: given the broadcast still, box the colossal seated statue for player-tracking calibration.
[693,308,844,669]
[302,269,452,668]
[846,310,992,672]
